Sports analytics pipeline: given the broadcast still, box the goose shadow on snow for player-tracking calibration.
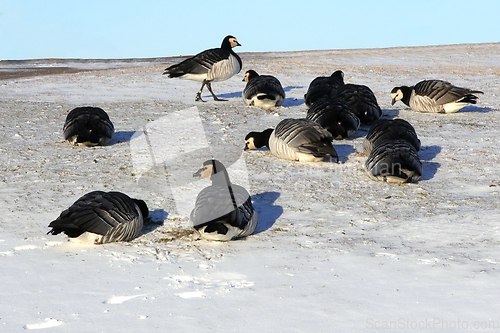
[251,191,283,234]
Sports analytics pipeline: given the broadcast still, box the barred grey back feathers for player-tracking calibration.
[365,140,423,183]
[242,70,285,108]
[363,119,420,155]
[364,119,423,183]
[47,191,148,244]
[391,79,483,113]
[332,84,382,124]
[306,97,360,139]
[269,118,338,162]
[304,70,345,107]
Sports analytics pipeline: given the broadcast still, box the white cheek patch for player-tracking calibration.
[246,138,257,149]
[391,91,402,101]
[201,166,213,179]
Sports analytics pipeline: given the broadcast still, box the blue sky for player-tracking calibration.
[1,0,499,60]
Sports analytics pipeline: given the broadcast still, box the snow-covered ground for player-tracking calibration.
[1,43,499,332]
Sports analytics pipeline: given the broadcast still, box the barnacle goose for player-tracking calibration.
[47,191,149,244]
[63,107,114,146]
[163,35,242,102]
[244,118,338,162]
[332,83,382,124]
[391,79,484,113]
[190,159,258,241]
[242,70,285,108]
[304,70,345,107]
[306,96,360,139]
[363,118,421,155]
[364,119,423,183]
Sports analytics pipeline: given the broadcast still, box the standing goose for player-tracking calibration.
[391,79,483,113]
[306,96,360,139]
[242,70,285,108]
[47,191,149,244]
[244,118,338,162]
[163,35,242,102]
[190,159,258,241]
[63,107,114,146]
[332,83,382,124]
[304,70,345,107]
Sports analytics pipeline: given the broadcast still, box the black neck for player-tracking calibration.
[132,199,149,218]
[210,161,238,212]
[400,86,412,106]
[246,70,259,81]
[221,36,235,50]
[258,128,273,148]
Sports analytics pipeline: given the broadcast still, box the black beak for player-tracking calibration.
[193,169,202,177]
[391,98,396,106]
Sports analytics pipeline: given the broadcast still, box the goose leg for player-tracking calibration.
[196,80,208,102]
[206,82,227,102]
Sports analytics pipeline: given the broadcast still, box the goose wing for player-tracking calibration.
[414,80,483,105]
[164,48,232,77]
[306,97,359,138]
[243,75,285,100]
[332,84,382,124]
[48,191,140,237]
[364,119,420,155]
[190,185,240,228]
[63,107,114,145]
[273,119,338,160]
[365,140,423,183]
[304,75,344,107]
[275,119,332,148]
[231,184,256,231]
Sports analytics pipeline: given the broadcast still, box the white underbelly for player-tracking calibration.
[244,93,284,108]
[178,73,208,82]
[70,232,103,244]
[197,224,242,241]
[443,102,467,113]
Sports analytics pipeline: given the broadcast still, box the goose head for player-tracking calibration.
[244,128,274,150]
[193,159,231,186]
[242,70,259,82]
[222,35,242,49]
[131,198,149,219]
[390,86,412,106]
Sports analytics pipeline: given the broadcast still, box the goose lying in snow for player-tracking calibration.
[365,140,423,183]
[306,96,360,139]
[63,106,114,146]
[244,118,338,162]
[391,79,483,113]
[242,69,285,108]
[363,119,423,183]
[47,191,148,244]
[304,70,345,107]
[363,118,421,155]
[190,159,258,241]
[332,83,382,124]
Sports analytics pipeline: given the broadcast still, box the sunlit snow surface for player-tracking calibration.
[1,44,499,332]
